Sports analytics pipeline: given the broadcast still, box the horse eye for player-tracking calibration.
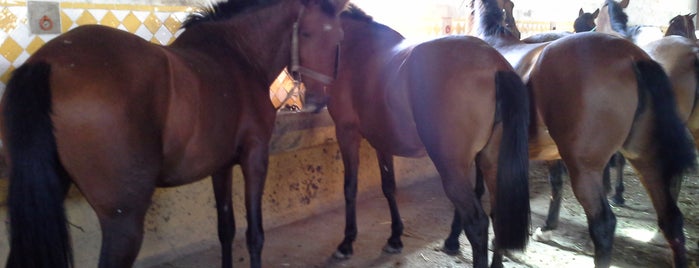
[323,24,333,31]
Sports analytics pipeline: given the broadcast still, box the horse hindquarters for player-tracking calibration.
[624,59,697,267]
[2,62,73,268]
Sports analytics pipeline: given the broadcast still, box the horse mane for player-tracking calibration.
[182,0,342,29]
[606,0,629,36]
[342,3,373,22]
[477,0,512,37]
[181,0,274,29]
[341,3,405,39]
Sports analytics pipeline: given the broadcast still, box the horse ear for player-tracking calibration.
[690,13,697,20]
[333,0,350,14]
[619,0,630,8]
[579,8,584,17]
[592,8,599,18]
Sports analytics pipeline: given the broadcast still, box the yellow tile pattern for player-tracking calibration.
[0,38,22,62]
[99,10,120,28]
[0,7,18,33]
[25,37,45,55]
[75,10,97,25]
[143,13,161,34]
[121,12,142,33]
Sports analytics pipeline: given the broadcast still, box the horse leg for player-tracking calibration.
[81,174,156,268]
[375,150,404,253]
[543,160,566,231]
[438,163,489,268]
[443,165,484,255]
[240,144,270,268]
[610,153,626,206]
[627,157,687,267]
[212,168,235,268]
[333,127,362,259]
[566,165,616,268]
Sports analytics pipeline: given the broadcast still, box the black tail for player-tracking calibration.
[492,70,531,250]
[3,62,73,268]
[633,59,697,182]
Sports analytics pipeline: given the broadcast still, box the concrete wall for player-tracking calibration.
[0,110,438,267]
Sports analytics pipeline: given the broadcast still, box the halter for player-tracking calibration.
[289,6,339,86]
[280,6,340,110]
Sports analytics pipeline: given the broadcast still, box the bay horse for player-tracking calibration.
[521,7,599,43]
[591,0,699,203]
[665,13,697,40]
[302,5,531,268]
[0,0,348,267]
[448,0,695,267]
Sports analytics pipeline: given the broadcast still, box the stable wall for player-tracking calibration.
[0,110,438,266]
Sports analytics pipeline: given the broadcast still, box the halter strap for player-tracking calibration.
[289,6,337,85]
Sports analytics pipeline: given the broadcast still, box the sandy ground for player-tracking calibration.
[149,161,699,268]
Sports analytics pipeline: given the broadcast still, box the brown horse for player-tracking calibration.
[448,0,695,267]
[302,5,531,268]
[521,7,599,43]
[665,13,697,40]
[0,0,348,267]
[594,0,699,200]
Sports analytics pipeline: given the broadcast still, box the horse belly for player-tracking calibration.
[528,126,560,161]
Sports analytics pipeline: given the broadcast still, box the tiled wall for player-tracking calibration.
[0,1,301,109]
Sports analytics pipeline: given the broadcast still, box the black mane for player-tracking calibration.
[342,3,373,22]
[182,0,277,29]
[182,0,342,29]
[340,3,405,39]
[606,0,629,36]
[478,0,512,37]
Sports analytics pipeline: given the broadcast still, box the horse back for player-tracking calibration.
[406,36,512,155]
[529,32,647,162]
[643,36,699,123]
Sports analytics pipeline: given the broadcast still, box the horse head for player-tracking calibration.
[666,13,697,40]
[574,8,599,32]
[290,0,348,112]
[596,0,630,38]
[501,0,521,39]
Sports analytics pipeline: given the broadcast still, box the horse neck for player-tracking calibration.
[473,0,520,44]
[339,18,408,86]
[175,0,299,83]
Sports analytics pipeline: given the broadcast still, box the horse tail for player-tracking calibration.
[492,70,531,250]
[633,59,697,181]
[3,62,73,268]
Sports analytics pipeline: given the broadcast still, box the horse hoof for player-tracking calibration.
[610,197,625,207]
[532,227,552,242]
[332,251,352,260]
[382,244,402,254]
[441,246,460,256]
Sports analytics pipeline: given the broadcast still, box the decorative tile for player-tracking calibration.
[0,38,22,62]
[60,10,74,32]
[89,9,107,22]
[163,16,181,34]
[143,13,161,34]
[122,12,141,33]
[25,36,44,54]
[75,10,97,25]
[99,11,120,28]
[0,7,18,33]
[0,66,14,85]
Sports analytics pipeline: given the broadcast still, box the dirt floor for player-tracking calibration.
[149,161,699,268]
